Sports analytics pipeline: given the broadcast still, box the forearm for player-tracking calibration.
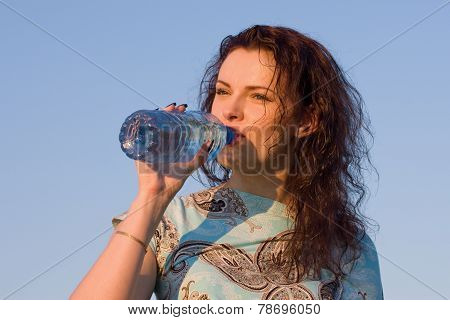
[69,190,174,300]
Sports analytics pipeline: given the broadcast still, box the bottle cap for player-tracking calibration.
[225,127,235,145]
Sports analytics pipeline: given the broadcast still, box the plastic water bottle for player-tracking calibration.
[119,109,235,164]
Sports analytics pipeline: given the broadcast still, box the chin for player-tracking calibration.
[217,150,264,175]
[216,152,236,169]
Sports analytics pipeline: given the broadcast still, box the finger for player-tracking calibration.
[162,102,177,111]
[177,104,188,112]
[169,104,187,113]
[189,139,213,168]
[175,140,211,174]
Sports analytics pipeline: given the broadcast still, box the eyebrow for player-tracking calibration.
[216,80,276,94]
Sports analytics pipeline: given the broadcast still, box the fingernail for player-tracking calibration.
[155,107,159,110]
[180,104,188,108]
[166,102,176,107]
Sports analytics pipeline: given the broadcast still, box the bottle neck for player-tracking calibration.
[225,127,235,145]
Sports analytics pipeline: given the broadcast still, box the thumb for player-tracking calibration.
[184,140,214,172]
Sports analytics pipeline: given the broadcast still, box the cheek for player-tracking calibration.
[247,125,292,162]
[210,103,218,117]
[246,122,283,148]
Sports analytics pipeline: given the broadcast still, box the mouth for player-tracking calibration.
[230,132,246,145]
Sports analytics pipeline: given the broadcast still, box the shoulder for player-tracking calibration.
[352,231,381,273]
[339,230,384,300]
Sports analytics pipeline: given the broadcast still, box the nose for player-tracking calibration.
[221,102,244,123]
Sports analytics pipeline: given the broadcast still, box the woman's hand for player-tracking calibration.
[134,103,212,197]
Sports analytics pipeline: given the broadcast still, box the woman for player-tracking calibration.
[70,25,383,300]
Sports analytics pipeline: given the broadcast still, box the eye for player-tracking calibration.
[215,88,228,95]
[252,93,272,102]
[215,88,272,102]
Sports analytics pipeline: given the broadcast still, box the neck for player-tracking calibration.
[223,170,292,205]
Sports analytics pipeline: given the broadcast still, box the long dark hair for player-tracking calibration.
[194,25,378,280]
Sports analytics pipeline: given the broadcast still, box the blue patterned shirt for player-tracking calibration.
[112,183,384,300]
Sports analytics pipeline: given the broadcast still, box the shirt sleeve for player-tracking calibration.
[339,232,384,300]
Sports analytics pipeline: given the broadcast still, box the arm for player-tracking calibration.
[129,246,158,300]
[69,104,211,300]
[69,191,173,300]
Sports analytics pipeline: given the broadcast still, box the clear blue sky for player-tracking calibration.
[1,1,449,300]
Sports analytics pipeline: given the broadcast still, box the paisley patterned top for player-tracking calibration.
[112,183,384,300]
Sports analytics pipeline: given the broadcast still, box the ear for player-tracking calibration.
[296,105,320,138]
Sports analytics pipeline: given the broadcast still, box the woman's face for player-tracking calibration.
[211,47,296,175]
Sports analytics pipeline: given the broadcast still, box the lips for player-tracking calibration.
[230,132,245,145]
[229,127,245,137]
[224,126,247,146]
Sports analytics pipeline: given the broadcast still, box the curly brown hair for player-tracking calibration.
[194,25,378,280]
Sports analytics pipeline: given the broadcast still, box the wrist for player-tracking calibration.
[134,188,176,205]
[125,191,174,227]
[137,183,181,200]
